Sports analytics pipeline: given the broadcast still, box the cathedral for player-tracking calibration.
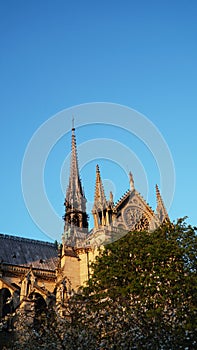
[0,123,168,319]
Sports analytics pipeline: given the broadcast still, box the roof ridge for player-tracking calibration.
[114,189,131,208]
[134,190,154,214]
[0,233,55,247]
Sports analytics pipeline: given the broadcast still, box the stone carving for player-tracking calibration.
[123,205,149,231]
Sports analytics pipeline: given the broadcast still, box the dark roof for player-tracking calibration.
[0,234,58,271]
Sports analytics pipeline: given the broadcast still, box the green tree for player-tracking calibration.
[77,219,197,349]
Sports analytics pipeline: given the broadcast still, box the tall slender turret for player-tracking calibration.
[93,164,107,210]
[155,184,168,223]
[92,165,113,228]
[63,121,88,245]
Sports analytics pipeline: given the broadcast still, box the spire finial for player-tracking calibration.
[109,191,114,203]
[155,184,160,198]
[129,171,134,191]
[72,115,75,131]
[96,164,100,173]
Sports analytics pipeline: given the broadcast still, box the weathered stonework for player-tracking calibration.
[0,123,168,323]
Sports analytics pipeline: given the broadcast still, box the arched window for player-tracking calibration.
[29,292,47,330]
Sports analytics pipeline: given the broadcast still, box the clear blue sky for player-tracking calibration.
[0,0,196,242]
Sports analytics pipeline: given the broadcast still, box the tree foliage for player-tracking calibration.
[77,219,197,349]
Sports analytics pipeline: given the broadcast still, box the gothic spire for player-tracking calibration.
[63,121,88,236]
[155,185,168,223]
[93,165,107,210]
[66,120,84,205]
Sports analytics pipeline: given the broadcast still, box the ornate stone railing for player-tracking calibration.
[1,264,56,280]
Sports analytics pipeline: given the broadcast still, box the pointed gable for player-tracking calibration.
[112,174,157,232]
